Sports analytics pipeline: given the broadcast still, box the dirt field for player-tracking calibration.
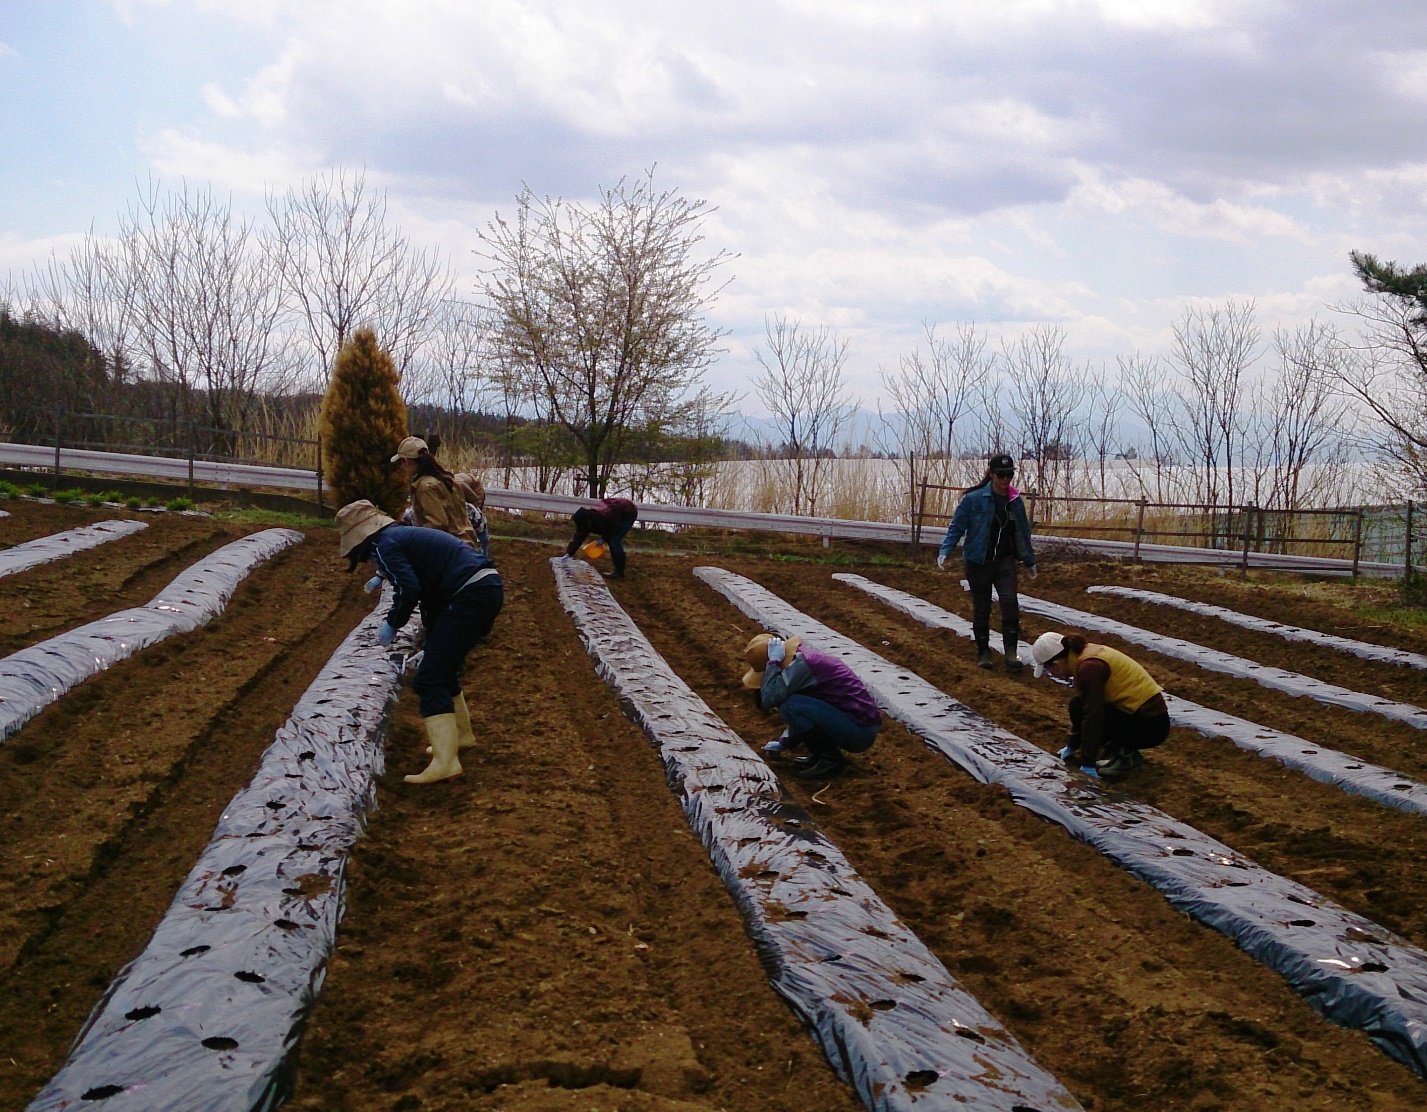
[6,503,1427,1110]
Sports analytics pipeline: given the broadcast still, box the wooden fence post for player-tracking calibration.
[1240,504,1254,577]
[1133,499,1147,562]
[911,480,929,564]
[1406,500,1414,583]
[315,435,324,510]
[52,404,62,487]
[1352,507,1364,578]
[187,424,196,502]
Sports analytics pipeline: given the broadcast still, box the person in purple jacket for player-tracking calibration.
[742,633,881,779]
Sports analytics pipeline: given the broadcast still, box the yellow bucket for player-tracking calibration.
[580,539,609,560]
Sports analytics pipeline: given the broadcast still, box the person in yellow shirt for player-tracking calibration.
[1030,631,1170,778]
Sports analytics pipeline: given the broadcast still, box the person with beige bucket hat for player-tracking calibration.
[338,498,504,784]
[742,632,881,779]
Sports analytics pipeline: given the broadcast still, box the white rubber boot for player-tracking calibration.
[452,692,476,749]
[406,713,463,784]
[427,693,476,755]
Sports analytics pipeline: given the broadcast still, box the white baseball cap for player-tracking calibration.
[1030,632,1068,677]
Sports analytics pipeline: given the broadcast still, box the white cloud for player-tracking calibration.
[1069,170,1307,242]
[0,231,89,278]
[0,40,16,59]
[20,0,1427,407]
[143,129,319,195]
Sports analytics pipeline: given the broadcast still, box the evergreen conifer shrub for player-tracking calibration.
[319,327,409,513]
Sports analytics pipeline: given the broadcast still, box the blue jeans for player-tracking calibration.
[413,580,504,717]
[777,694,879,754]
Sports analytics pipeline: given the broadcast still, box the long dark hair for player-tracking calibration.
[411,449,455,491]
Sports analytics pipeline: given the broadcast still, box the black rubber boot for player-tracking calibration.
[1003,624,1024,672]
[976,643,994,669]
[793,733,846,779]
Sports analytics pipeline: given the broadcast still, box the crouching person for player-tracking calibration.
[1030,631,1169,778]
[337,499,504,784]
[742,633,881,780]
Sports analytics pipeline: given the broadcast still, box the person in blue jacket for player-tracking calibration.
[337,499,504,784]
[937,453,1037,671]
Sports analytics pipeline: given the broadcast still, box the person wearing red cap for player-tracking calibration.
[936,453,1038,671]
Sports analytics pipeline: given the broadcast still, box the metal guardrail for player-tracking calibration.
[0,441,1407,577]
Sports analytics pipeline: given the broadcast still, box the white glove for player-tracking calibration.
[766,638,787,664]
[936,553,947,569]
[1027,565,1039,580]
[1057,745,1075,762]
[364,575,383,594]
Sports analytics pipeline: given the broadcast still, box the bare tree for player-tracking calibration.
[479,171,732,498]
[1169,300,1260,506]
[125,182,294,441]
[1081,371,1124,499]
[1001,324,1084,502]
[753,315,853,516]
[1260,321,1353,511]
[29,230,136,388]
[1117,353,1175,502]
[405,297,490,444]
[1332,290,1427,490]
[268,168,453,387]
[879,322,991,514]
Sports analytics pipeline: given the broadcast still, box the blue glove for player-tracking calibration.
[766,638,786,664]
[1079,765,1100,779]
[377,621,396,647]
[364,575,383,594]
[1057,745,1075,762]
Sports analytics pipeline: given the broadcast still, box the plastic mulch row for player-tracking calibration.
[698,565,1427,1079]
[29,592,417,1112]
[1012,590,1427,729]
[1087,584,1427,671]
[553,558,1082,1112]
[0,528,302,743]
[0,519,148,579]
[840,573,1427,820]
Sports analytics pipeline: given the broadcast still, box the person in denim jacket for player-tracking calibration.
[937,453,1037,671]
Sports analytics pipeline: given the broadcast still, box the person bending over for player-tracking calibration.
[338,499,503,784]
[564,496,638,579]
[1030,631,1169,778]
[936,452,1037,671]
[742,633,881,780]
[453,470,491,556]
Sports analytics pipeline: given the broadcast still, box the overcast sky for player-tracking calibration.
[3,0,1427,409]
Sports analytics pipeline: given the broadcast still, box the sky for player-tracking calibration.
[3,0,1427,411]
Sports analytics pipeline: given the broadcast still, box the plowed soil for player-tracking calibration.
[6,504,1427,1111]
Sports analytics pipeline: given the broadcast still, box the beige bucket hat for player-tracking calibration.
[390,435,428,463]
[741,632,802,689]
[336,499,396,557]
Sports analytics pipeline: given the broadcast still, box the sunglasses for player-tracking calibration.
[992,469,1014,479]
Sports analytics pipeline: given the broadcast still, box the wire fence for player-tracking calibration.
[1,407,325,504]
[911,480,1425,577]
